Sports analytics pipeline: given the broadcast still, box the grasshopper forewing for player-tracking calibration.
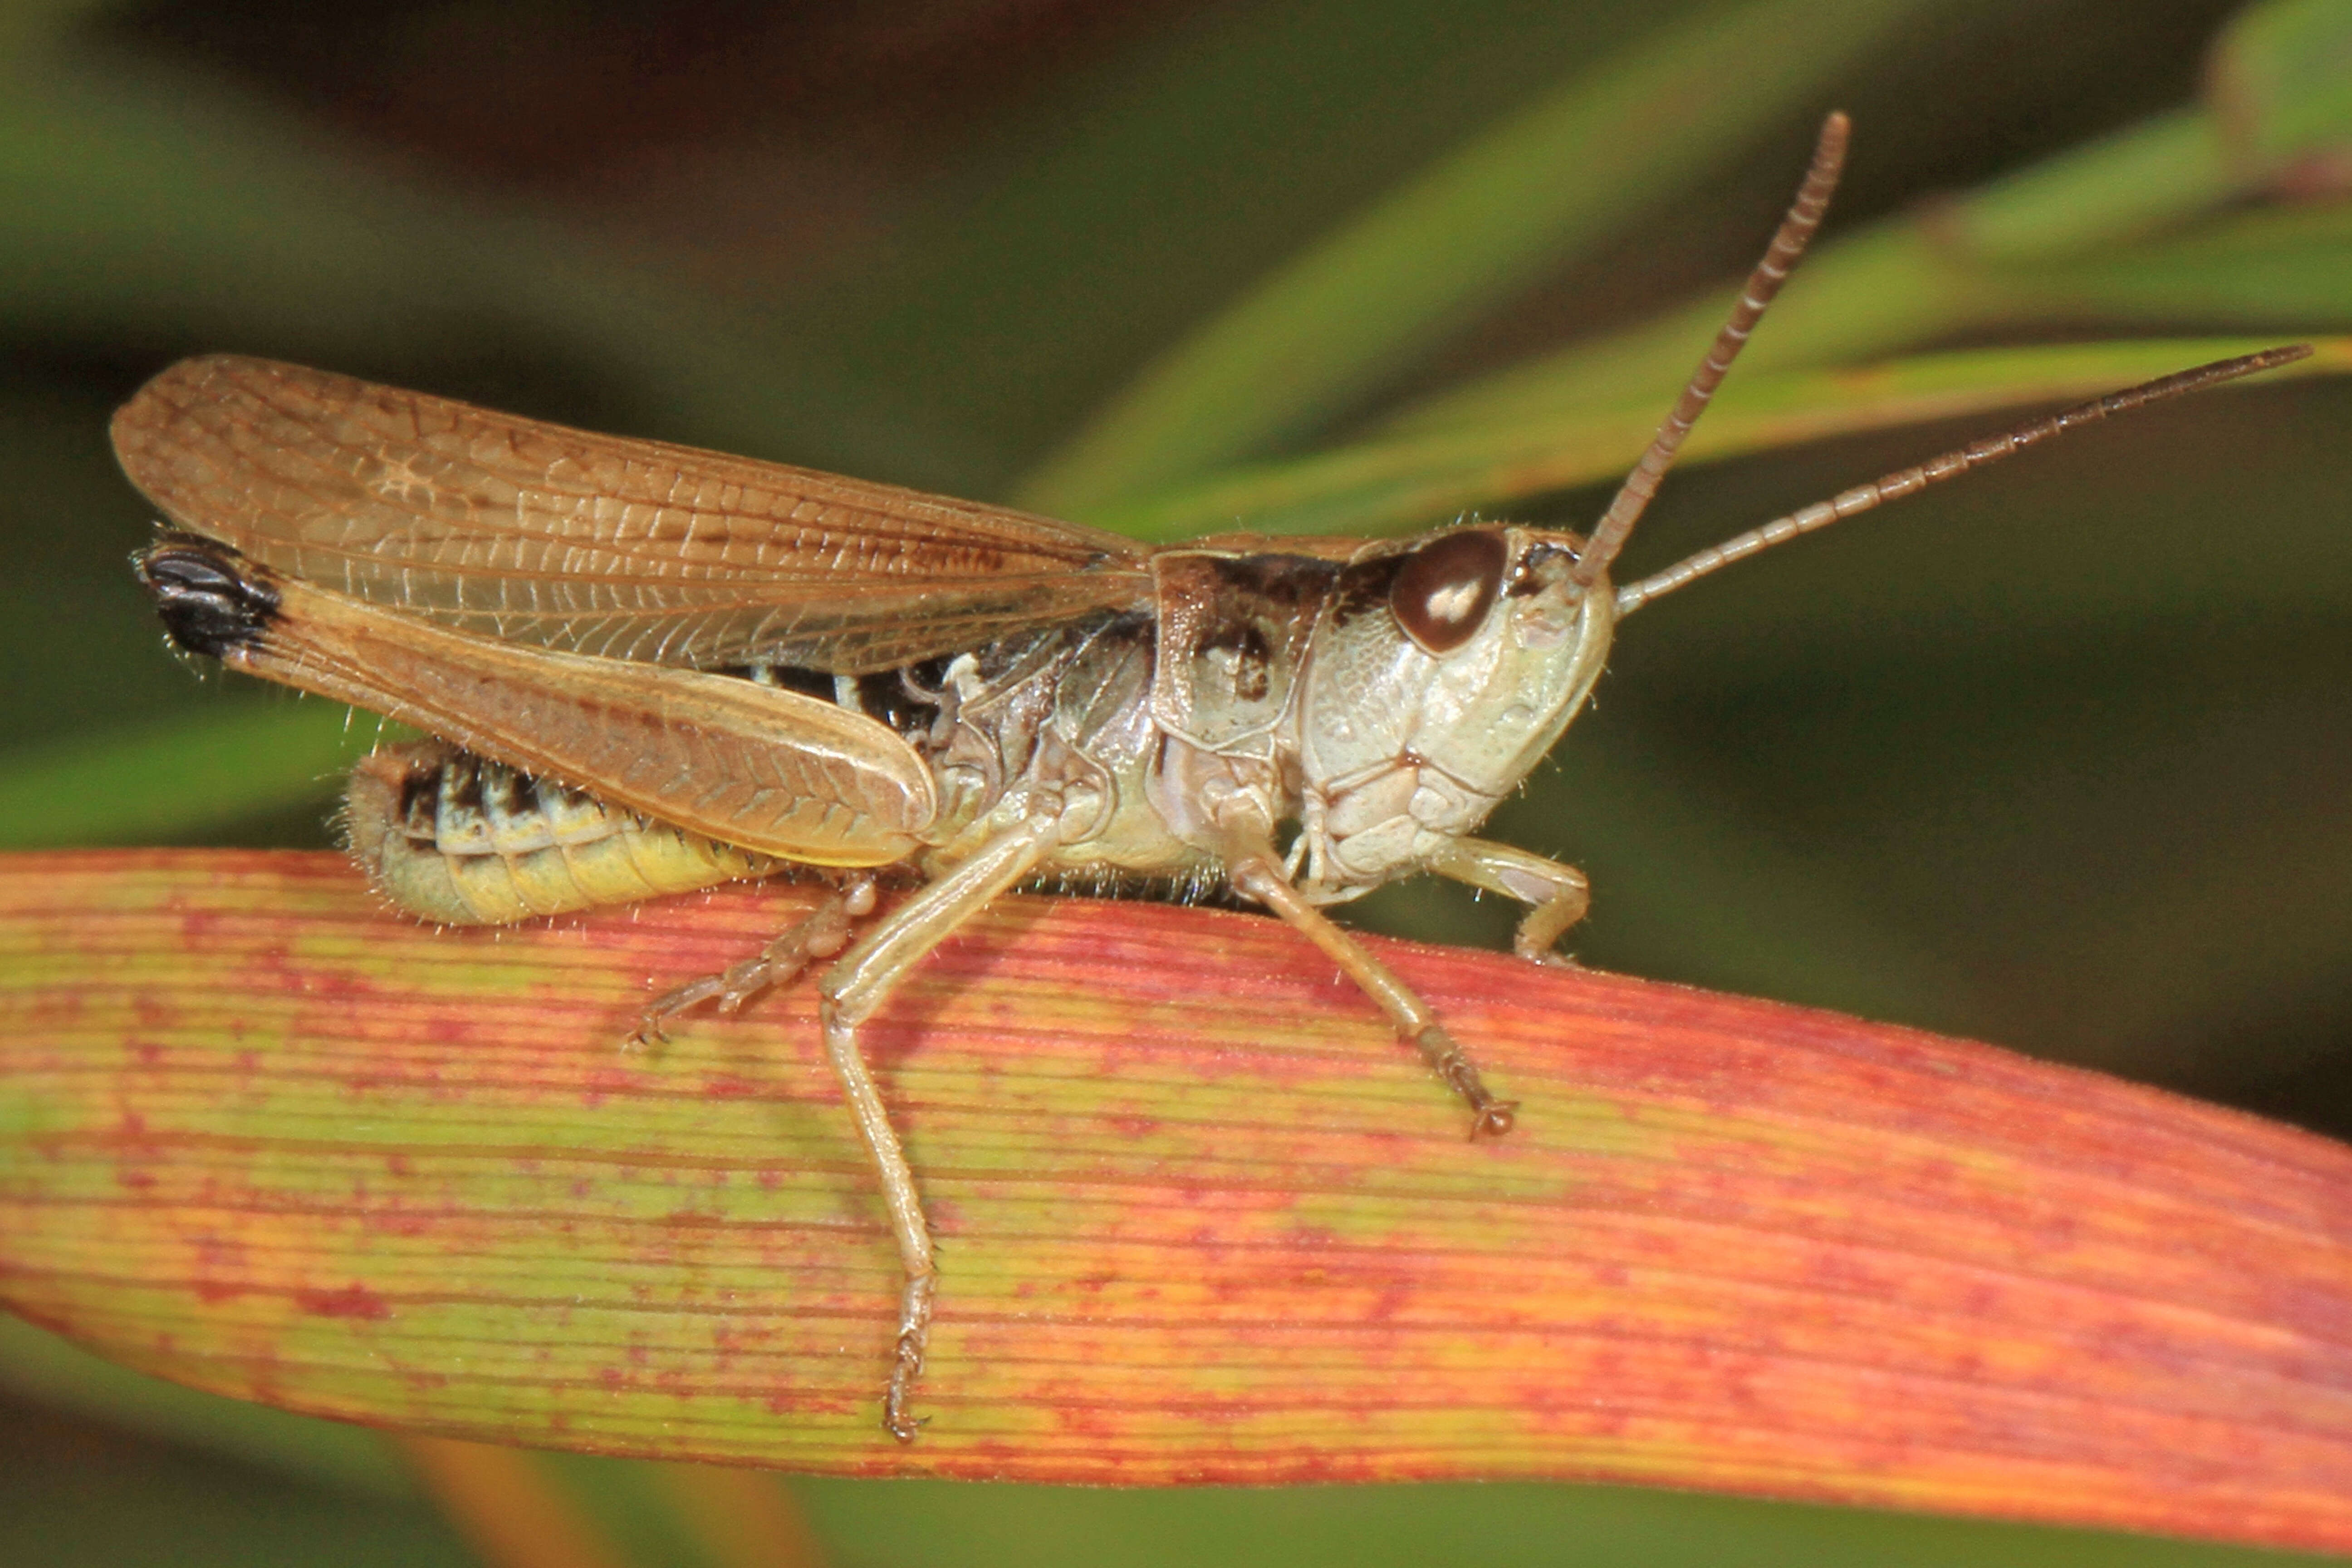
[115,112,2309,1439]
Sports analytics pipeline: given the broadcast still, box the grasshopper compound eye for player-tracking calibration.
[1390,527,1507,655]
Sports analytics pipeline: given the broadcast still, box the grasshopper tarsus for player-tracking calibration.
[625,979,721,1056]
[1410,1024,1516,1139]
[1469,1099,1519,1142]
[883,1272,937,1443]
[630,875,878,1043]
[620,1010,684,1054]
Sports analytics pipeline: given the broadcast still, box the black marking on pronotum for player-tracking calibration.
[1205,553,1339,612]
[134,534,280,660]
[1329,551,1407,627]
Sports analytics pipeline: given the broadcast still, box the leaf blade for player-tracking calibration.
[1091,335,2352,541]
[4,851,2350,1553]
[1018,0,1952,515]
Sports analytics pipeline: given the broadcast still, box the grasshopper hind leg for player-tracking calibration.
[628,873,882,1049]
[633,806,1065,1439]
[817,810,1067,1439]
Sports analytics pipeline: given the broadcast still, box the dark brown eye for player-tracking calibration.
[1389,529,1506,654]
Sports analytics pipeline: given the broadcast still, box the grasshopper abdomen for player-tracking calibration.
[344,742,777,925]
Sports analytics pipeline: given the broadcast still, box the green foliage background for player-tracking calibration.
[2,0,2348,1563]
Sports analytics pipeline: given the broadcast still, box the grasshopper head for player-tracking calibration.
[1293,525,1613,889]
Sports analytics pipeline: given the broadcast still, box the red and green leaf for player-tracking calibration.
[5,851,2349,1553]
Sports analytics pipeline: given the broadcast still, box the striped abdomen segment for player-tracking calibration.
[344,743,777,925]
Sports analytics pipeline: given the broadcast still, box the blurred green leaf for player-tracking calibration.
[1393,6,2352,441]
[1018,0,1952,514]
[0,704,382,850]
[400,1439,645,1568]
[797,0,1798,488]
[2208,0,2352,178]
[1090,335,2352,540]
[1351,726,1979,1025]
[0,1420,475,1568]
[793,1476,2316,1568]
[1943,111,2238,262]
[0,39,962,481]
[2017,201,2352,318]
[534,1454,827,1568]
[0,1314,409,1497]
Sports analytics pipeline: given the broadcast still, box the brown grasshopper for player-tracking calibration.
[115,113,2305,1438]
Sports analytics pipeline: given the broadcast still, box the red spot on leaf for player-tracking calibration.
[295,1283,392,1320]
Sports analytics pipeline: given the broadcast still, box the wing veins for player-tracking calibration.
[113,355,1153,672]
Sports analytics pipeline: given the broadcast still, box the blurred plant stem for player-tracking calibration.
[653,1464,833,1568]
[402,1438,639,1568]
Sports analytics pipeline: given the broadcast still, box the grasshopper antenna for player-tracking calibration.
[1571,110,1849,589]
[1612,344,2313,617]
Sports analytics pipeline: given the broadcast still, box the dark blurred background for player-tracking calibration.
[3,0,2348,1564]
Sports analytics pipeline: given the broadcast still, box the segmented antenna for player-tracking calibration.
[1612,345,2313,616]
[1571,111,1849,588]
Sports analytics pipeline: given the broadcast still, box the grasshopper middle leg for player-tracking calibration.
[1227,848,1516,1138]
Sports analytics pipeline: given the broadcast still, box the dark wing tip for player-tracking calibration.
[133,535,280,659]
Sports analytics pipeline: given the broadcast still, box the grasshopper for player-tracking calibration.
[116,113,2305,1438]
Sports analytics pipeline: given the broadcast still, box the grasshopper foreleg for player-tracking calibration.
[1227,851,1516,1139]
[628,873,881,1049]
[819,810,1065,1441]
[1429,839,1591,967]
